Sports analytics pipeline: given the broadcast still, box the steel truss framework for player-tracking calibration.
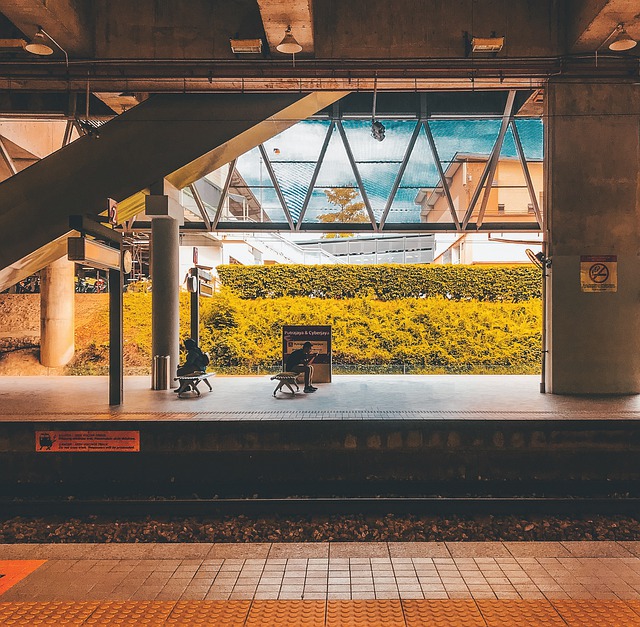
[147,89,543,235]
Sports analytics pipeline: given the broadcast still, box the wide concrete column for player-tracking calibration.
[146,183,183,388]
[545,80,640,394]
[40,257,75,367]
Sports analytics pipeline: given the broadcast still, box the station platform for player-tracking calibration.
[3,541,640,624]
[1,375,640,500]
[1,374,640,422]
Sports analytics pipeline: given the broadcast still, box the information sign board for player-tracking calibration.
[282,325,332,383]
[580,255,617,292]
[35,431,140,452]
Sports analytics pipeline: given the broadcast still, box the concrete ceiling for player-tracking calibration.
[0,0,636,103]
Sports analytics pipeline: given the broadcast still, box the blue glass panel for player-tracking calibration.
[263,120,331,162]
[429,119,502,168]
[397,129,439,188]
[235,147,263,187]
[514,119,544,160]
[384,187,423,224]
[341,119,417,162]
[271,162,315,221]
[314,127,358,187]
[357,162,398,221]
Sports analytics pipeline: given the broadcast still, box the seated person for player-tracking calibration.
[285,341,317,393]
[175,338,208,393]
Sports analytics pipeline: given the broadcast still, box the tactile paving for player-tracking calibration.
[402,600,486,627]
[0,560,46,595]
[477,600,566,626]
[166,600,250,625]
[327,600,405,626]
[83,600,176,625]
[0,601,99,626]
[552,600,640,626]
[246,600,325,626]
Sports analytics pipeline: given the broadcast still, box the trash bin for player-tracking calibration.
[152,355,170,390]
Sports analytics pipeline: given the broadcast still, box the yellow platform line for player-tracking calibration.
[1,599,640,625]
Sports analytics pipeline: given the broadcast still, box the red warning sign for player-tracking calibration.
[35,431,140,452]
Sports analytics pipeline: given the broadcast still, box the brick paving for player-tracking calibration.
[3,542,640,602]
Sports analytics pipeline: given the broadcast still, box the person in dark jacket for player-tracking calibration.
[175,338,208,394]
[285,341,317,393]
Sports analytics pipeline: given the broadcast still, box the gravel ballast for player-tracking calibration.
[2,514,639,544]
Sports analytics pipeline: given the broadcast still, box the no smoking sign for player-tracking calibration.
[580,255,617,292]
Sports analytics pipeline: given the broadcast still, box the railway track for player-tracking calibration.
[3,495,640,517]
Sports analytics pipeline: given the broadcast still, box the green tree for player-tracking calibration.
[318,187,368,238]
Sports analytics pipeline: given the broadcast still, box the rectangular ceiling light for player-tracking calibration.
[68,236,121,271]
[471,36,504,53]
[230,38,262,54]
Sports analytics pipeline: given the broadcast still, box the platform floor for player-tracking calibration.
[1,375,640,421]
[4,542,640,624]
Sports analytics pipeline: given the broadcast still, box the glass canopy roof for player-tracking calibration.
[187,97,543,234]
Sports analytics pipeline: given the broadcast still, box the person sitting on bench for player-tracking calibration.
[175,338,208,394]
[285,341,317,393]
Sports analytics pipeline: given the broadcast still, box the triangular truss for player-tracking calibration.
[211,90,543,234]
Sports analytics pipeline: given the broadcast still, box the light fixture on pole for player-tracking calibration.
[276,25,302,65]
[608,23,637,51]
[370,79,385,142]
[24,26,69,66]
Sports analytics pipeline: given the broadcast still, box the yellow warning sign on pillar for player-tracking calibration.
[580,255,617,292]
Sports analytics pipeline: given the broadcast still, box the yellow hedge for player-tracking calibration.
[200,291,542,374]
[217,264,541,302]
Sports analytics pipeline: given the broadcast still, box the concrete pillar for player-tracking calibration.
[147,184,183,388]
[40,257,75,367]
[545,80,640,394]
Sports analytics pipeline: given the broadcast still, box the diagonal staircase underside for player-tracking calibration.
[0,91,346,291]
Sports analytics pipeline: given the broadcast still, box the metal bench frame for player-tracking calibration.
[173,372,214,398]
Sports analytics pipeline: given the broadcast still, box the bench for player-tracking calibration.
[173,372,214,398]
[270,372,300,396]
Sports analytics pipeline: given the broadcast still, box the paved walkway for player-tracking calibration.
[1,375,640,421]
[3,542,640,624]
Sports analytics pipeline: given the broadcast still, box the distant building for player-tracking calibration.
[415,153,543,264]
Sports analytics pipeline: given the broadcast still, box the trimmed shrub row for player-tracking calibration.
[200,292,542,375]
[217,264,541,302]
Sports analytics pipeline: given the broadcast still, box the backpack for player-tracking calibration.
[202,351,210,367]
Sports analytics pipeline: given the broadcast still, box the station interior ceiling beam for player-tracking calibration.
[257,0,314,57]
[0,0,92,56]
[567,0,640,53]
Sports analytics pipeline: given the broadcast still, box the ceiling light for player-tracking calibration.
[24,29,53,55]
[230,38,262,54]
[609,24,637,51]
[24,26,68,66]
[471,36,504,53]
[276,26,302,54]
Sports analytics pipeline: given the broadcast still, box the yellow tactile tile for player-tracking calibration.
[477,600,566,626]
[0,560,46,595]
[166,600,250,625]
[0,601,99,626]
[552,600,640,627]
[402,600,486,627]
[83,601,177,626]
[246,600,326,626]
[327,600,405,626]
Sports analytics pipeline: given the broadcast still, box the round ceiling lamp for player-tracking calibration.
[24,29,54,55]
[608,24,637,51]
[276,26,302,54]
